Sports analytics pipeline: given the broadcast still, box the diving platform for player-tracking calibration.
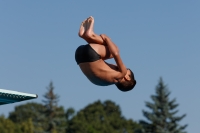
[0,89,38,105]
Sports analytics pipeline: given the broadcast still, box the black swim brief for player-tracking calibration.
[75,44,101,64]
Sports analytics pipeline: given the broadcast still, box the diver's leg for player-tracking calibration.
[78,16,113,60]
[79,16,105,45]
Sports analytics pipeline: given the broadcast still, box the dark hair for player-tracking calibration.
[115,69,136,92]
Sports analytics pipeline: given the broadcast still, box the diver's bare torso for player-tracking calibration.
[79,44,118,86]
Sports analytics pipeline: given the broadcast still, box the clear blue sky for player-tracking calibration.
[0,1,199,132]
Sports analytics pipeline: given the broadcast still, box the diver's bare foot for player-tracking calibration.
[85,16,95,38]
[78,19,87,37]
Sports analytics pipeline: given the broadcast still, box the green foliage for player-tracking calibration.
[0,115,34,133]
[9,102,45,123]
[136,78,187,133]
[20,118,34,133]
[66,107,75,121]
[8,102,46,132]
[67,100,140,133]
[0,115,17,133]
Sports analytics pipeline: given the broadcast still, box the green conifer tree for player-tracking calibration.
[136,78,187,133]
[43,81,66,133]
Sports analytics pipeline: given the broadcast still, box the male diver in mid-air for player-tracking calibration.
[75,16,136,92]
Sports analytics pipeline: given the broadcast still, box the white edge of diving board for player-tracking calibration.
[0,88,38,98]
